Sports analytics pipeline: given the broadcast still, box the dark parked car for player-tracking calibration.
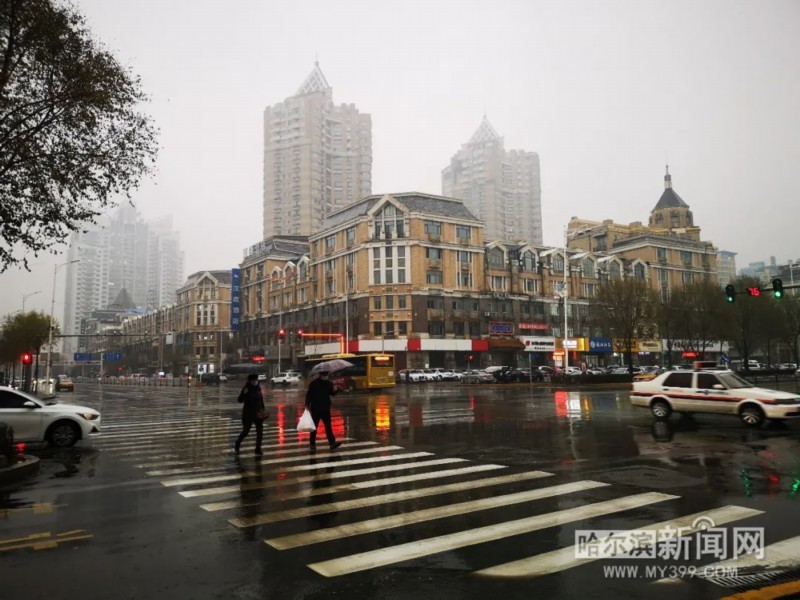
[494,367,543,383]
[200,373,221,384]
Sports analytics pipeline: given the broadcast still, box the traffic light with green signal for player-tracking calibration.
[773,278,784,299]
[725,284,736,303]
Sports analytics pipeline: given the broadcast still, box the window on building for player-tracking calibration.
[459,272,473,287]
[469,321,481,336]
[373,247,381,284]
[373,297,382,310]
[524,278,537,293]
[426,247,442,260]
[427,270,443,285]
[383,295,393,310]
[373,322,382,336]
[633,263,646,280]
[595,236,607,251]
[428,322,444,336]
[345,227,356,245]
[398,321,407,336]
[398,295,407,309]
[682,272,694,286]
[454,322,465,336]
[397,246,406,283]
[325,234,336,252]
[655,213,664,226]
[456,225,471,241]
[325,278,335,294]
[681,251,693,266]
[582,258,595,277]
[584,283,598,297]
[670,212,680,228]
[488,248,504,267]
[521,251,536,271]
[424,221,442,236]
[373,204,405,239]
[609,261,621,279]
[657,247,667,263]
[491,276,506,291]
[458,251,471,265]
[426,297,444,310]
[553,254,564,273]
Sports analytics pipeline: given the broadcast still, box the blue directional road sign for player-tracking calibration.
[721,354,729,364]
[74,353,93,361]
[102,352,122,361]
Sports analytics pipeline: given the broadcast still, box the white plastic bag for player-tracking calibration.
[297,409,316,432]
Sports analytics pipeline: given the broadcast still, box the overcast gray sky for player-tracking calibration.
[2,0,799,319]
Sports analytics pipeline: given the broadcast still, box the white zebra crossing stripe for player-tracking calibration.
[476,505,763,578]
[178,458,469,498]
[162,450,429,488]
[133,439,358,469]
[200,464,509,512]
[308,492,677,577]
[144,442,379,476]
[265,479,604,549]
[228,470,555,528]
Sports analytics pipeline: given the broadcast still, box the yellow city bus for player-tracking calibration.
[303,353,396,391]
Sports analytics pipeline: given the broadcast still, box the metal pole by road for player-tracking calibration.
[45,259,79,393]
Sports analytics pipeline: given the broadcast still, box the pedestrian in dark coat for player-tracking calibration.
[235,373,267,455]
[305,370,342,451]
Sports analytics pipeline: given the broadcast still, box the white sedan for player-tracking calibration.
[271,372,300,386]
[0,386,101,447]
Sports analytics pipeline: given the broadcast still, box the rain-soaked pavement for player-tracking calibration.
[3,381,800,600]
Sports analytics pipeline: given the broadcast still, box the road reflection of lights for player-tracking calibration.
[567,391,582,418]
[554,391,568,418]
[277,405,286,446]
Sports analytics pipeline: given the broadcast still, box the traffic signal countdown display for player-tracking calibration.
[724,279,788,302]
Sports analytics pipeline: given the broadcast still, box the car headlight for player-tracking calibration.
[79,412,99,420]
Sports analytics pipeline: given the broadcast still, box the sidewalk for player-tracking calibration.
[0,455,40,486]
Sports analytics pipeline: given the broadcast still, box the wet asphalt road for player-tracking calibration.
[3,381,800,600]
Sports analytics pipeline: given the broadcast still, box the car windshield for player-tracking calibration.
[718,372,753,389]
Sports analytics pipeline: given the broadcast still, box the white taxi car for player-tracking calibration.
[0,386,101,447]
[270,372,300,387]
[631,369,800,427]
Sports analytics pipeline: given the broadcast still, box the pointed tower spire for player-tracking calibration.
[664,164,672,189]
[296,61,331,96]
[469,115,501,145]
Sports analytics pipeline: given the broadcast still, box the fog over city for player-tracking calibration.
[1,0,798,318]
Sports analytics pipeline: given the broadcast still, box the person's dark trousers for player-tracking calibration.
[309,409,336,447]
[235,417,263,453]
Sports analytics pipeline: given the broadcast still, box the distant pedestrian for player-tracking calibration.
[235,373,268,456]
[305,370,342,451]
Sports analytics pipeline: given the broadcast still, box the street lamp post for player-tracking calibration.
[45,259,79,393]
[22,290,42,313]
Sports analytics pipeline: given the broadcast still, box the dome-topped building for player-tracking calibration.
[648,166,697,236]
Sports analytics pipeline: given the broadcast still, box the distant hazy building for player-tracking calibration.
[717,250,737,286]
[263,62,372,238]
[739,257,779,283]
[63,207,184,355]
[442,116,542,245]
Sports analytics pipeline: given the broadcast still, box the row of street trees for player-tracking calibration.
[590,277,800,372]
[0,311,58,385]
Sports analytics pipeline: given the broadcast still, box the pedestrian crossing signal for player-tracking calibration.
[725,285,736,303]
[21,352,32,365]
[773,278,784,299]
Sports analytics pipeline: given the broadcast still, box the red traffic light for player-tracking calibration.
[297,329,303,338]
[278,329,285,343]
[21,353,32,365]
[468,355,474,362]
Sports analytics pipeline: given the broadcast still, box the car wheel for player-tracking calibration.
[740,405,765,428]
[348,380,356,392]
[650,399,672,420]
[48,421,80,448]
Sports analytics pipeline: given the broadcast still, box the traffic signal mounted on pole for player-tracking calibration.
[773,278,784,299]
[297,329,303,339]
[725,285,736,303]
[278,329,285,344]
[21,352,32,365]
[746,286,761,297]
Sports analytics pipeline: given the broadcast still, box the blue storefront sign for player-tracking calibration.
[74,353,93,361]
[489,322,514,335]
[102,352,122,361]
[589,337,613,353]
[230,268,241,332]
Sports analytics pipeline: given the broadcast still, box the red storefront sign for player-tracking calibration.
[519,322,549,331]
[682,351,698,358]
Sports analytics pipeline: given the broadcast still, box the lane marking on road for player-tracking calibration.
[308,491,678,578]
[265,478,602,550]
[162,447,419,488]
[0,503,62,518]
[228,470,555,528]
[178,457,468,498]
[201,464,510,512]
[0,530,93,552]
[144,442,380,476]
[477,505,763,578]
